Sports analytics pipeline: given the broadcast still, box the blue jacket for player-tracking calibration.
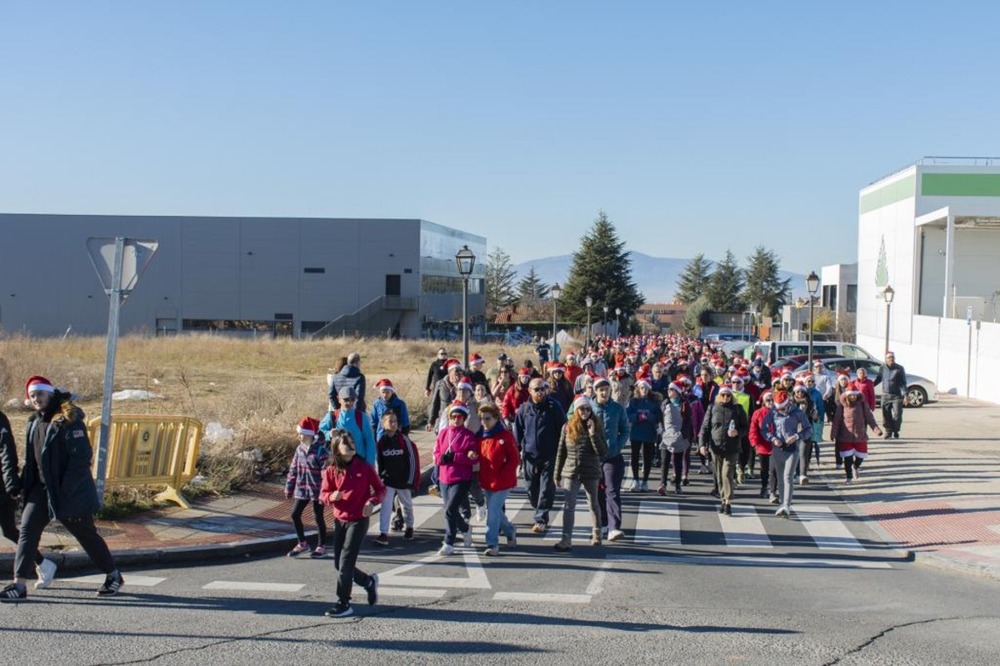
[592,398,630,459]
[319,407,377,467]
[808,387,825,422]
[370,394,411,440]
[514,397,567,461]
[626,396,662,443]
[329,364,367,411]
[763,404,813,452]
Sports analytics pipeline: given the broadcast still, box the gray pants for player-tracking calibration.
[713,452,739,503]
[560,477,600,542]
[771,446,800,512]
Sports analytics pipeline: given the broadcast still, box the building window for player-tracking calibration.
[386,274,401,297]
[422,275,483,294]
[304,267,325,274]
[846,285,858,313]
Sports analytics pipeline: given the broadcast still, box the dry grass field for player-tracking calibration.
[0,334,521,499]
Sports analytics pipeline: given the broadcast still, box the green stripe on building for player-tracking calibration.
[921,173,1000,197]
[860,174,916,214]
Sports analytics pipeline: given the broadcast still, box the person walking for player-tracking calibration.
[425,347,449,397]
[501,367,533,426]
[476,403,520,556]
[319,429,384,618]
[514,378,567,534]
[658,382,691,496]
[831,383,883,483]
[878,351,907,439]
[329,352,367,412]
[285,417,330,558]
[593,377,630,542]
[554,396,608,552]
[764,390,812,518]
[699,386,746,516]
[1,377,124,601]
[434,401,480,555]
[372,412,420,546]
[320,387,377,467]
[0,408,56,590]
[748,391,777,502]
[626,380,662,492]
[370,379,411,441]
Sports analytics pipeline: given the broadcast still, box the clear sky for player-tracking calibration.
[3,1,1000,275]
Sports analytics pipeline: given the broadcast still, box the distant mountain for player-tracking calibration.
[513,252,807,303]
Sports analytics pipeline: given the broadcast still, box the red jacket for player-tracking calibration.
[478,426,520,492]
[749,407,773,455]
[857,378,876,411]
[502,383,530,421]
[564,365,584,389]
[319,456,386,522]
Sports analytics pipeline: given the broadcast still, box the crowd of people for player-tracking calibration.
[0,338,905,617]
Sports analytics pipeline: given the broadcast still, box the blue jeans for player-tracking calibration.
[483,488,515,548]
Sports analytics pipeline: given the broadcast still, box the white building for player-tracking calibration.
[856,158,1000,403]
[0,214,486,339]
[820,263,858,334]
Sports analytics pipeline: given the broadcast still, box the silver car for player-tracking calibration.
[791,357,939,407]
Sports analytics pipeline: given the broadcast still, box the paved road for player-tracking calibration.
[4,469,999,665]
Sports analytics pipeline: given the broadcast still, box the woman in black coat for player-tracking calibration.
[699,386,748,515]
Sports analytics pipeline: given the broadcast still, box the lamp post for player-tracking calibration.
[550,283,562,361]
[806,270,820,366]
[615,307,622,337]
[455,245,476,370]
[883,285,895,354]
[585,295,593,345]
[603,305,609,337]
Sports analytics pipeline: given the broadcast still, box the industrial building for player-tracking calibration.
[0,214,486,339]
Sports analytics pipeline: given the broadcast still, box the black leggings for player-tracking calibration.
[659,451,685,487]
[0,500,42,566]
[843,455,863,480]
[291,499,327,544]
[630,440,655,481]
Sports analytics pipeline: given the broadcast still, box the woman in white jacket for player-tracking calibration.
[658,383,691,496]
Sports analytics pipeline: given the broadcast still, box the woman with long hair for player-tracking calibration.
[554,395,608,552]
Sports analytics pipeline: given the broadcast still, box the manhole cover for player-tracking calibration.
[189,517,285,534]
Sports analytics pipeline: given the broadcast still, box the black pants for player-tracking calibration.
[441,480,472,545]
[0,499,42,567]
[882,397,903,435]
[843,455,863,480]
[738,437,752,472]
[333,516,372,604]
[659,451,685,488]
[291,499,327,544]
[523,456,556,525]
[630,440,655,482]
[15,485,115,580]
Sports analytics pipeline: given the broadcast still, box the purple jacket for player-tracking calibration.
[433,425,480,484]
[285,440,329,500]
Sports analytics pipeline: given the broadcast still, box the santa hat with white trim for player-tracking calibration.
[447,400,470,417]
[572,394,593,412]
[772,390,790,409]
[24,375,55,406]
[375,378,395,393]
[296,416,320,437]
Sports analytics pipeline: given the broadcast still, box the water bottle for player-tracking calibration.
[728,419,736,434]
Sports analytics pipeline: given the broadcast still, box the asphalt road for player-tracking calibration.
[3,470,1000,665]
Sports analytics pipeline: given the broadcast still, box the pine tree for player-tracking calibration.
[675,253,712,304]
[706,249,746,312]
[517,266,549,302]
[485,246,518,316]
[741,246,791,317]
[559,210,645,326]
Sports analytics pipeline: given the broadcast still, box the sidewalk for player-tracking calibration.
[0,430,439,572]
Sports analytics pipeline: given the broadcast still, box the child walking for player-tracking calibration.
[285,417,330,558]
[373,413,420,546]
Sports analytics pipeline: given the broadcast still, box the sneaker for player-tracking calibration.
[507,529,518,548]
[657,484,666,496]
[590,532,602,546]
[0,583,27,601]
[438,543,455,556]
[553,540,572,553]
[629,479,641,492]
[608,529,625,542]
[97,572,124,597]
[475,506,486,523]
[717,504,726,514]
[372,534,389,547]
[366,573,378,606]
[893,432,899,439]
[845,477,853,484]
[682,476,690,486]
[674,486,683,495]
[35,558,58,590]
[640,480,649,492]
[769,493,780,504]
[484,546,500,557]
[736,468,745,485]
[758,488,767,499]
[531,522,546,534]
[403,527,414,540]
[724,504,732,516]
[325,601,353,618]
[391,519,404,532]
[288,540,309,557]
[883,432,892,440]
[311,546,327,558]
[463,531,473,547]
[775,507,789,518]
[799,475,809,485]
[428,485,441,497]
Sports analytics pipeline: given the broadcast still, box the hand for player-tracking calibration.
[425,388,432,397]
[727,428,738,438]
[785,434,798,445]
[362,502,374,518]
[875,428,884,437]
[330,490,344,502]
[425,423,434,432]
[467,450,479,461]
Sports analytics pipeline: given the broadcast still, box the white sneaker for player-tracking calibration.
[475,506,486,523]
[799,475,809,485]
[463,531,473,547]
[35,558,58,590]
[629,479,641,492]
[775,507,789,518]
[438,543,455,556]
[608,529,625,542]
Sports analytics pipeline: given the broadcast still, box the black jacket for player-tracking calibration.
[700,400,748,457]
[23,394,100,520]
[879,363,907,398]
[0,410,20,501]
[329,364,367,411]
[514,397,567,461]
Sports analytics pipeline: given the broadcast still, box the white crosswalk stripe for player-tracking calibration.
[719,505,773,548]
[633,501,682,546]
[795,504,865,551]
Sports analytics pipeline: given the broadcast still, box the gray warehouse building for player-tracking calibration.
[0,214,486,338]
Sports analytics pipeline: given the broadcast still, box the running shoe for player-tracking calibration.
[325,601,353,618]
[403,527,414,540]
[287,541,309,557]
[438,543,455,556]
[483,546,499,557]
[608,529,625,542]
[366,573,378,606]
[97,572,124,597]
[0,583,27,601]
[372,534,389,547]
[311,546,327,558]
[35,558,57,590]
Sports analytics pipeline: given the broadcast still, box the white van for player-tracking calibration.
[747,341,878,365]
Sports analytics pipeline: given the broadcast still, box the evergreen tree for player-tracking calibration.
[681,295,711,336]
[559,210,645,326]
[706,249,746,312]
[485,246,518,316]
[517,266,549,302]
[675,253,712,304]
[741,246,791,317]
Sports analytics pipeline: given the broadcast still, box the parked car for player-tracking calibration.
[771,353,845,377]
[790,357,939,408]
[748,341,878,365]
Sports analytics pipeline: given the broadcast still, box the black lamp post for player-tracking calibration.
[883,285,895,354]
[455,245,476,369]
[806,270,820,366]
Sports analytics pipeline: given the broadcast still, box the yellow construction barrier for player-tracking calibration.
[88,415,203,509]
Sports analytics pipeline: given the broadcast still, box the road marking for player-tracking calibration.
[796,505,864,551]
[633,501,681,545]
[545,498,597,541]
[607,554,891,569]
[585,560,613,596]
[369,494,441,534]
[493,591,591,604]
[377,549,491,589]
[60,574,166,587]
[473,497,529,537]
[719,505,773,548]
[377,587,448,599]
[203,581,305,592]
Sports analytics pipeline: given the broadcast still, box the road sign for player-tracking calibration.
[967,305,973,326]
[87,237,158,298]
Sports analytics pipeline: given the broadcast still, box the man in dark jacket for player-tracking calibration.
[1,376,123,601]
[514,378,567,533]
[878,351,907,439]
[425,347,448,397]
[329,352,367,412]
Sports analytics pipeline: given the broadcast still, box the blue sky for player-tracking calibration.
[3,1,999,275]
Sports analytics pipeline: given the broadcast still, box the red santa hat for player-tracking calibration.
[781,371,794,382]
[843,382,862,397]
[444,359,463,372]
[635,379,651,391]
[548,363,566,373]
[667,381,683,395]
[793,382,808,394]
[572,394,593,411]
[678,374,693,387]
[759,390,773,405]
[296,416,320,437]
[447,400,470,417]
[468,353,484,366]
[518,367,533,378]
[773,390,790,408]
[565,351,577,362]
[456,381,473,393]
[718,386,734,396]
[375,378,395,393]
[25,375,55,399]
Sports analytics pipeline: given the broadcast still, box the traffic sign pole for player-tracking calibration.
[94,237,125,505]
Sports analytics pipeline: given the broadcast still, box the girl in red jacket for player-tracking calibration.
[748,391,777,503]
[319,429,386,618]
[477,403,521,556]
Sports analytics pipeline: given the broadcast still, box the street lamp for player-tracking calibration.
[615,307,622,336]
[550,283,562,361]
[455,245,476,371]
[883,285,895,354]
[806,270,820,366]
[603,305,609,337]
[585,295,593,345]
